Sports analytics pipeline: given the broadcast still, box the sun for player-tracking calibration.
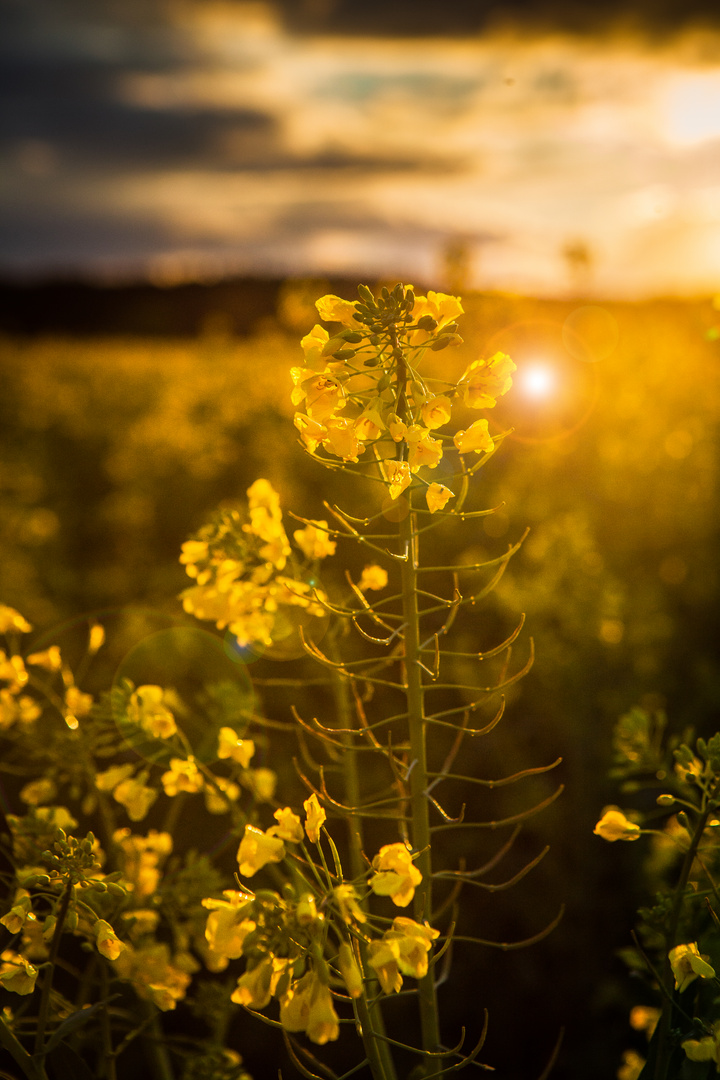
[520,363,556,399]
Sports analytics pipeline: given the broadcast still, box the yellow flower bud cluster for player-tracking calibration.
[291,285,516,514]
[180,479,330,649]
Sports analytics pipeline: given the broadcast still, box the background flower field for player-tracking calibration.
[1,280,719,1078]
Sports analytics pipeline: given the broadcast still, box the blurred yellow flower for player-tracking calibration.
[217,728,255,767]
[299,324,331,368]
[203,891,256,962]
[333,884,366,925]
[359,564,388,591]
[426,483,453,514]
[250,767,277,802]
[127,685,177,739]
[0,607,33,634]
[385,917,439,979]
[367,938,402,994]
[160,757,203,797]
[232,956,283,1010]
[370,842,422,908]
[294,412,327,454]
[682,1022,720,1068]
[113,774,158,822]
[269,807,304,843]
[303,793,326,843]
[293,521,336,560]
[26,646,62,672]
[338,942,363,998]
[593,808,641,842]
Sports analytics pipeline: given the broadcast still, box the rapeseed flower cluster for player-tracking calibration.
[180,479,330,649]
[291,285,515,513]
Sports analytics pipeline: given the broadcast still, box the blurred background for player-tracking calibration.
[3,2,720,1078]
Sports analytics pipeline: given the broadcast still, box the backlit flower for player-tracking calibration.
[426,483,453,514]
[386,917,440,979]
[370,842,422,908]
[406,426,443,472]
[294,413,327,454]
[385,461,411,500]
[94,919,126,961]
[269,807,304,843]
[127,685,177,739]
[322,417,362,461]
[367,938,402,994]
[280,971,340,1045]
[593,808,641,842]
[421,396,453,430]
[203,891,256,962]
[160,757,203,797]
[0,951,38,995]
[333,884,366,925]
[454,418,494,455]
[303,793,326,843]
[113,774,158,822]
[315,294,359,327]
[460,352,516,409]
[669,942,716,993]
[237,825,285,877]
[26,646,62,672]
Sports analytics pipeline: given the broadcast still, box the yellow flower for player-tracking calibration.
[232,956,283,1010]
[302,374,344,422]
[338,942,363,998]
[280,971,340,1045]
[269,807,304,843]
[95,764,135,793]
[386,413,408,442]
[304,794,326,843]
[322,417,362,462]
[421,396,453,430]
[249,767,277,802]
[202,891,256,962]
[617,1049,646,1080]
[299,324,331,367]
[315,294,359,326]
[406,426,443,472]
[460,352,516,409]
[367,938,402,994]
[217,728,255,767]
[385,460,411,501]
[113,775,158,822]
[333,884,366,925]
[294,413,327,454]
[359,564,388,591]
[127,685,177,739]
[114,943,190,1011]
[0,951,38,995]
[669,942,716,992]
[629,1006,660,1037]
[426,483,453,514]
[19,778,57,806]
[354,411,384,443]
[293,521,336,560]
[370,842,422,908]
[0,607,33,634]
[64,685,93,719]
[682,1022,720,1068]
[25,646,62,672]
[237,825,286,877]
[204,776,240,814]
[0,690,41,729]
[295,894,319,926]
[161,757,203,797]
[94,919,126,961]
[0,893,34,935]
[454,418,495,455]
[88,622,105,654]
[0,653,28,692]
[386,917,440,979]
[593,808,641,842]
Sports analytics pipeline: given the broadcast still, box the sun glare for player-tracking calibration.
[521,363,556,399]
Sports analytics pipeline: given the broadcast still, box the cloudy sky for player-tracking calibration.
[3,0,720,296]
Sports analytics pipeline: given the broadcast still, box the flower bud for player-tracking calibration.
[657,794,675,806]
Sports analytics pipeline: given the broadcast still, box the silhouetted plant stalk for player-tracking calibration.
[0,283,563,1080]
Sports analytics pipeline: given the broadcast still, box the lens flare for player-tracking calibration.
[521,364,556,398]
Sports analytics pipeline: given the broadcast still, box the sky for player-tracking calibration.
[3,0,720,297]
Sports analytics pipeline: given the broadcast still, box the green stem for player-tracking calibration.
[653,800,714,1080]
[0,1013,45,1080]
[400,507,442,1065]
[33,879,73,1059]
